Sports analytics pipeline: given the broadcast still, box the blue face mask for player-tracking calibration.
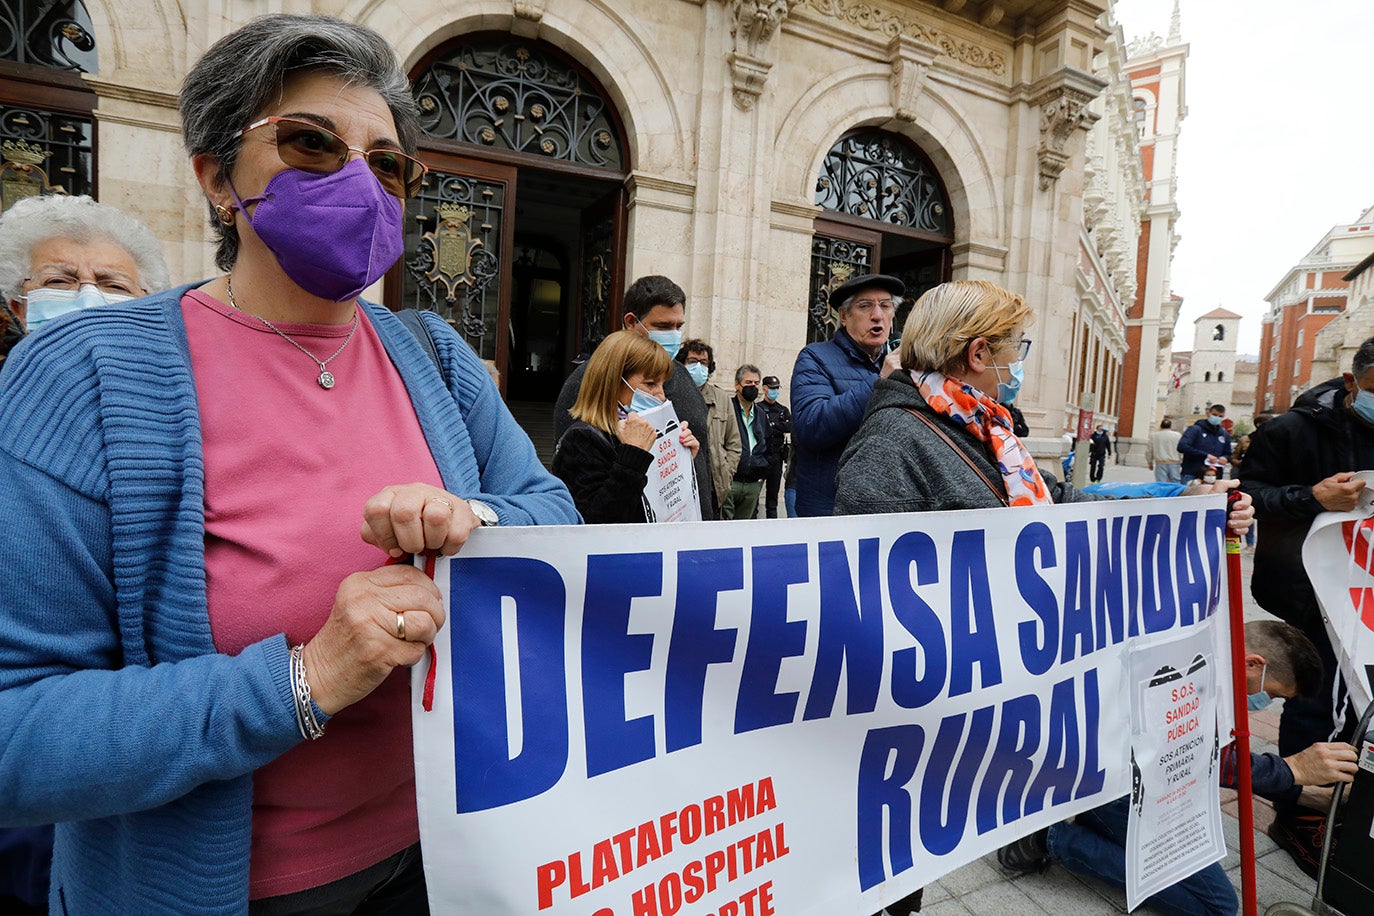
[685,362,710,388]
[995,360,1024,405]
[766,388,780,401]
[622,378,664,415]
[1353,389,1374,425]
[645,328,682,357]
[1248,663,1272,711]
[1207,414,1223,427]
[24,285,132,331]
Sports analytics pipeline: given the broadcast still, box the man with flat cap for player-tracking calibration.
[790,273,904,517]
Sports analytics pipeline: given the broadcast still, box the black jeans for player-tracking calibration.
[1089,451,1107,482]
[763,459,784,518]
[249,843,428,916]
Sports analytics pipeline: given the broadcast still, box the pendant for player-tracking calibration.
[318,370,336,390]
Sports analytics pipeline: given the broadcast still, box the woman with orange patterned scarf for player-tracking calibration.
[834,280,1254,916]
[833,280,1253,517]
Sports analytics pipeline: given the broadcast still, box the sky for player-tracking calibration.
[1111,0,1374,356]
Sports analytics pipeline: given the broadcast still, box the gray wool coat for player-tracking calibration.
[833,370,1102,515]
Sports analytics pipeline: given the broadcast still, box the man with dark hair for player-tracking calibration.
[791,273,904,517]
[1149,417,1183,483]
[1179,404,1232,481]
[758,374,792,518]
[677,339,740,519]
[1088,424,1112,482]
[724,364,770,519]
[555,276,713,520]
[1000,621,1357,912]
[1239,336,1374,873]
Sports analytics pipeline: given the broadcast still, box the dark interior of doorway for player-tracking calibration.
[879,233,949,342]
[504,168,620,466]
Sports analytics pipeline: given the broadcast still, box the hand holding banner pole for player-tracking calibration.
[1226,489,1257,916]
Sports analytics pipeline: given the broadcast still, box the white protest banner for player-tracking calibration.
[1301,477,1374,713]
[1125,623,1230,911]
[411,495,1230,915]
[635,401,701,524]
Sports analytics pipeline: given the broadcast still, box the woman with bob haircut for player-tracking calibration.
[835,280,1252,914]
[0,14,578,912]
[835,279,1258,515]
[554,329,700,523]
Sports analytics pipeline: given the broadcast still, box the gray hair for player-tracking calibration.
[735,363,761,384]
[179,14,421,272]
[0,194,171,300]
[1354,337,1374,377]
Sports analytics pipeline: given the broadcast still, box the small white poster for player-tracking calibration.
[1125,622,1227,911]
[635,401,701,524]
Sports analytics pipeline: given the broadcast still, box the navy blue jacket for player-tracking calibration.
[790,328,890,516]
[1178,417,1233,479]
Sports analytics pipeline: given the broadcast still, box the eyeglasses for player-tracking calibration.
[239,116,428,199]
[1011,337,1032,361]
[851,298,897,314]
[23,271,145,298]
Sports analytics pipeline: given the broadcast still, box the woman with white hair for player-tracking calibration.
[0,194,170,361]
[0,194,170,328]
[0,13,577,913]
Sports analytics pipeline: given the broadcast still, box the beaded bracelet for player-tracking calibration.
[290,644,326,741]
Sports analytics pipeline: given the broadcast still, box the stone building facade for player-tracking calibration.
[1307,249,1374,385]
[1165,307,1241,423]
[1,0,1157,456]
[1115,6,1185,465]
[1256,204,1374,413]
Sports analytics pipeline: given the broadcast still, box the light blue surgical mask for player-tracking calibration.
[23,285,131,331]
[1353,388,1374,425]
[766,387,780,401]
[646,328,682,357]
[994,360,1024,405]
[1248,662,1272,711]
[622,378,664,414]
[685,362,710,388]
[1207,414,1222,427]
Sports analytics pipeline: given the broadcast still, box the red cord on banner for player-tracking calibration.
[1226,490,1257,916]
[385,552,440,713]
[422,553,438,712]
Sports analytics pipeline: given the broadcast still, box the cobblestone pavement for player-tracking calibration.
[907,462,1320,916]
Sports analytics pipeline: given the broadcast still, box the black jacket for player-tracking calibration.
[551,421,653,523]
[733,398,771,483]
[555,360,712,521]
[1239,377,1374,630]
[759,399,792,462]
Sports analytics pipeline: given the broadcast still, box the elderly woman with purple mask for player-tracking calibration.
[0,14,578,913]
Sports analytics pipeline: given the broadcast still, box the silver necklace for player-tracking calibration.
[226,279,358,390]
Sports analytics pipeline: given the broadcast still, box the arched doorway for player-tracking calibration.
[390,34,630,458]
[808,130,954,343]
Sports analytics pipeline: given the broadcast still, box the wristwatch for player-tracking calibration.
[467,498,499,527]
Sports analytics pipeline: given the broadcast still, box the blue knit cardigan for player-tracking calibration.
[0,284,580,913]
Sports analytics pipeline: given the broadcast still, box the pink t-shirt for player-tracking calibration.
[181,289,443,898]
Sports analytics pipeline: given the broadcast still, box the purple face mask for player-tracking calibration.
[231,159,404,302]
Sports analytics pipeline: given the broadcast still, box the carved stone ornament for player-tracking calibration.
[1034,87,1100,191]
[888,35,937,123]
[802,0,1006,76]
[513,0,546,23]
[725,0,801,110]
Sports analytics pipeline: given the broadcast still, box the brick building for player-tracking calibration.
[1256,204,1374,412]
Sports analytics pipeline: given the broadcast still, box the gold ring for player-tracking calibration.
[395,612,406,641]
[432,498,454,512]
